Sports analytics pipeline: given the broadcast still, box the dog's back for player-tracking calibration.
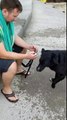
[49,50,66,75]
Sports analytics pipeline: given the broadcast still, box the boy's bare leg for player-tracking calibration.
[2,62,18,101]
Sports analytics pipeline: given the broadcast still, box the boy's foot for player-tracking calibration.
[1,89,19,103]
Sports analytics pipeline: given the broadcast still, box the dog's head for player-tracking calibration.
[36,48,62,72]
[36,48,52,72]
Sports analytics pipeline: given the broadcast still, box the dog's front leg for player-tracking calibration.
[51,73,65,88]
[49,73,60,88]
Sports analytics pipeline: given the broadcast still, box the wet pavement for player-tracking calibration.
[0,0,66,120]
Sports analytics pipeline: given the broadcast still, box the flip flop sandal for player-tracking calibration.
[16,70,31,75]
[1,89,19,103]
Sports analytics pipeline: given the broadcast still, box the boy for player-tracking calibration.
[0,0,37,102]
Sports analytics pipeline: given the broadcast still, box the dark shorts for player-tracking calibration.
[13,44,23,53]
[0,44,23,73]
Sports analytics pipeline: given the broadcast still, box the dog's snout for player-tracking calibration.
[36,66,41,71]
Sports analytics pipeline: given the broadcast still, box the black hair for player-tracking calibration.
[0,0,23,12]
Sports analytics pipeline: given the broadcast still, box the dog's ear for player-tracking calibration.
[52,53,59,65]
[41,48,45,54]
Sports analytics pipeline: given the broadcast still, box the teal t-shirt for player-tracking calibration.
[0,26,4,43]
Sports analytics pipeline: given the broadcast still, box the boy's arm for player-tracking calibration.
[15,35,38,52]
[0,42,36,60]
[15,35,30,49]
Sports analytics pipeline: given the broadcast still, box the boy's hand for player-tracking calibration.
[25,51,37,60]
[29,45,38,53]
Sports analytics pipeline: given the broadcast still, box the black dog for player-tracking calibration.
[36,48,67,88]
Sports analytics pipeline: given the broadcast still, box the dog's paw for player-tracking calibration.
[51,83,55,89]
[49,78,56,88]
[49,78,52,82]
[49,78,55,82]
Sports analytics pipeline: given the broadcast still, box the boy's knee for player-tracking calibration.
[22,48,27,54]
[9,62,17,74]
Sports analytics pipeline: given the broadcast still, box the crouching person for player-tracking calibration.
[0,0,37,102]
